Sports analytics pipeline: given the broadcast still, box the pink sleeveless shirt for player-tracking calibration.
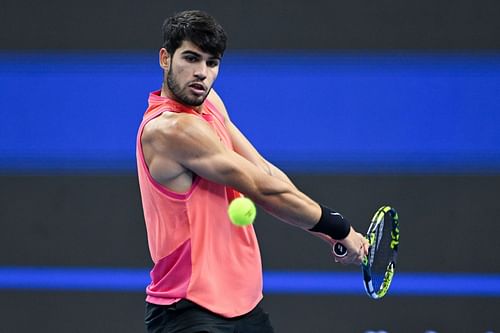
[136,91,263,317]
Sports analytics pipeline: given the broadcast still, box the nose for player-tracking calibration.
[193,63,207,81]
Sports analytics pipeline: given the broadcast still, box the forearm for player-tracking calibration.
[251,182,321,230]
[220,158,341,236]
[252,183,351,247]
[247,173,367,264]
[246,171,351,242]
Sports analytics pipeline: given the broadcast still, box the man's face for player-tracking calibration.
[162,40,221,107]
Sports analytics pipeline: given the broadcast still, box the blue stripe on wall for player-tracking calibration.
[1,267,499,296]
[1,52,500,172]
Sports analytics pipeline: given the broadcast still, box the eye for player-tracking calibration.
[184,55,198,62]
[207,60,219,68]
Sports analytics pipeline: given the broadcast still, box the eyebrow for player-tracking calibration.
[181,50,221,61]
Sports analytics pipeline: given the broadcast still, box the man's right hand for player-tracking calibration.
[333,227,370,265]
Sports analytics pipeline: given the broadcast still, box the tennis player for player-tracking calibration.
[136,10,369,333]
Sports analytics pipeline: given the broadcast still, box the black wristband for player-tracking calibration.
[309,204,351,240]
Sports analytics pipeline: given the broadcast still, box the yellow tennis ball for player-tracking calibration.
[228,197,256,226]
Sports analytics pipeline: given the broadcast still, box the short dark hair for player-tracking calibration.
[162,10,227,57]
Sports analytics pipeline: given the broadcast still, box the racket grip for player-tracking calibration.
[333,242,347,257]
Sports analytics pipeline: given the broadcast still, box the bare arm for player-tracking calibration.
[149,113,320,229]
[144,112,368,264]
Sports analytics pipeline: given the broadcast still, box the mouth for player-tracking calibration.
[188,82,207,95]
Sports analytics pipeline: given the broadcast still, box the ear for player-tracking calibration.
[159,48,170,71]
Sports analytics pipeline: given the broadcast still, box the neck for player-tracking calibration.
[160,85,203,113]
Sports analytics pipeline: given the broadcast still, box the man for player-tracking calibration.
[136,10,369,333]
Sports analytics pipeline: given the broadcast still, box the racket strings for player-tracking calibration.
[370,215,395,291]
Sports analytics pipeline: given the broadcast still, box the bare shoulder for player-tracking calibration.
[140,111,224,188]
[142,112,202,149]
[142,111,222,161]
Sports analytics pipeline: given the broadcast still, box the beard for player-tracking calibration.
[166,65,210,107]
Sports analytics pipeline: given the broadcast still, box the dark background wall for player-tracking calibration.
[1,1,500,332]
[2,0,500,49]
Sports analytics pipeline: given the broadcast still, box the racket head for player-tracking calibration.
[362,205,399,299]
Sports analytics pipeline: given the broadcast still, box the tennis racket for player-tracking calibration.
[333,205,400,299]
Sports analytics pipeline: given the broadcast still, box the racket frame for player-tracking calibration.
[362,205,399,299]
